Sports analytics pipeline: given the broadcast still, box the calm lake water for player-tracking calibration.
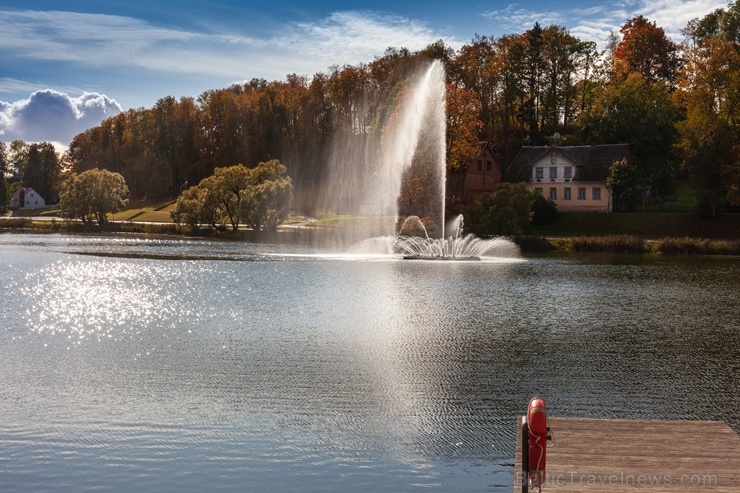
[1,232,738,492]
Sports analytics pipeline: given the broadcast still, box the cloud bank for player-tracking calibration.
[0,9,459,84]
[0,90,122,145]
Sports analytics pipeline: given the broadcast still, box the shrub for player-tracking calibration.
[531,193,558,225]
[569,235,646,253]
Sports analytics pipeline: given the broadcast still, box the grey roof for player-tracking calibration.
[502,144,631,182]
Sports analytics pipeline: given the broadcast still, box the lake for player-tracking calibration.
[1,232,738,492]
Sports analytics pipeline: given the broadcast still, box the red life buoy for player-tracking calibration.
[527,397,548,488]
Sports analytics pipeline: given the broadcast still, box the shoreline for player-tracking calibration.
[2,217,739,256]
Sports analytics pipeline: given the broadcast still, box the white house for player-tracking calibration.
[9,187,46,210]
[503,144,632,212]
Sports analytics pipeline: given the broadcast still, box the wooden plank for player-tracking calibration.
[514,417,740,492]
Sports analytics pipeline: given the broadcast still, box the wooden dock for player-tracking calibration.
[514,417,740,492]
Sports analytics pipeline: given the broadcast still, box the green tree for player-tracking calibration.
[684,1,740,44]
[578,73,682,194]
[170,185,216,229]
[466,183,534,235]
[7,140,29,181]
[23,142,61,203]
[198,164,251,230]
[606,159,639,211]
[240,159,293,232]
[60,168,129,225]
[171,160,293,232]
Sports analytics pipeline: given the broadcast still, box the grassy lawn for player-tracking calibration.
[641,180,697,213]
[109,200,176,222]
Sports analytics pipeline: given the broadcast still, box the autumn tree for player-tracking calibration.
[449,35,498,134]
[446,83,483,171]
[60,168,129,225]
[613,16,681,88]
[489,34,528,156]
[539,25,599,131]
[674,37,740,215]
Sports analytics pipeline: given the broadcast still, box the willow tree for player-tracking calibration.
[60,168,129,225]
[171,160,292,232]
[239,159,293,232]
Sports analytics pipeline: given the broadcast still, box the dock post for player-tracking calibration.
[521,415,528,493]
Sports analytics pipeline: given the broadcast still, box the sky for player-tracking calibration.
[0,0,729,148]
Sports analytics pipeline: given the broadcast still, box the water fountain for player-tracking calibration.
[323,59,518,260]
[396,214,517,260]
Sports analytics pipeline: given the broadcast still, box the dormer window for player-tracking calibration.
[564,166,573,180]
[549,167,557,180]
[535,167,543,180]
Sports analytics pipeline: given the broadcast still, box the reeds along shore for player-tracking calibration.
[514,234,740,255]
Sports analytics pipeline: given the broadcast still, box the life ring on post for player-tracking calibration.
[527,397,548,490]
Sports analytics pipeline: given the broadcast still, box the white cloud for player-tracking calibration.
[636,0,728,39]
[283,11,461,60]
[0,9,459,82]
[0,90,122,145]
[481,0,724,47]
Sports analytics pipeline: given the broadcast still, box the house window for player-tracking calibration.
[535,167,543,180]
[577,187,586,200]
[549,167,557,180]
[563,187,571,200]
[592,187,601,200]
[534,187,543,195]
[564,166,573,180]
[476,160,482,171]
[486,160,492,171]
[549,187,557,200]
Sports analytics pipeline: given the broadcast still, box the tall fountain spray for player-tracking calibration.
[322,60,446,241]
[377,60,447,238]
[324,59,518,260]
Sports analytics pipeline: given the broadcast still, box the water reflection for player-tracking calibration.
[1,234,738,492]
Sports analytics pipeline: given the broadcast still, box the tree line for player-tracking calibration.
[2,3,739,218]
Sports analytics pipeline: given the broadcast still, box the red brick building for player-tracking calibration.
[447,142,503,208]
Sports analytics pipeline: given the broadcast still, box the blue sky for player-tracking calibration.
[0,0,728,146]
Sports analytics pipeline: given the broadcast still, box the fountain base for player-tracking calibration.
[402,255,481,261]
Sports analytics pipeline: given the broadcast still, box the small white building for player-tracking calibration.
[10,187,46,210]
